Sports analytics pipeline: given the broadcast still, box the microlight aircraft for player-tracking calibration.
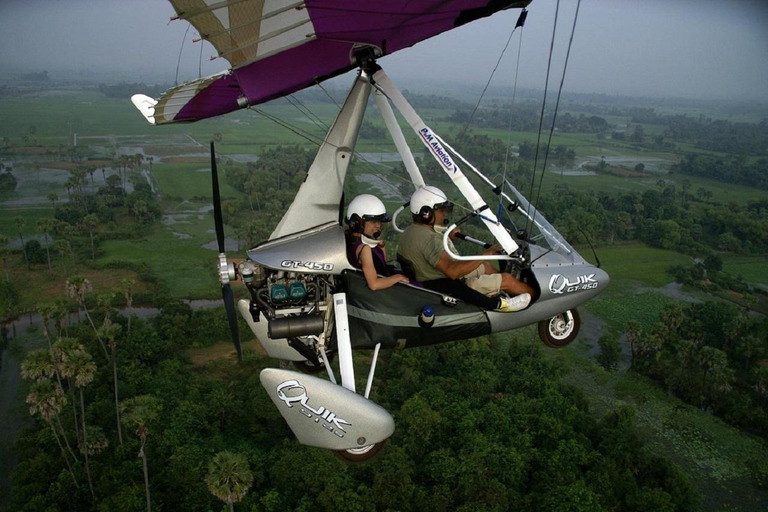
[132,0,609,462]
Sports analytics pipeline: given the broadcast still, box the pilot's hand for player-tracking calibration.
[449,227,461,241]
[483,244,502,255]
[398,275,410,284]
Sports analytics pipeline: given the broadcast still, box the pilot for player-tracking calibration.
[345,194,410,291]
[397,186,533,312]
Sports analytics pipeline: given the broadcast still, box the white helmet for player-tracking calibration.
[346,194,391,233]
[410,186,453,223]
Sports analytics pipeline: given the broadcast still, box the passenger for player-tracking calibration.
[397,186,533,312]
[345,194,410,291]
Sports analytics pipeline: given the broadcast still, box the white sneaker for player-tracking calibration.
[494,293,531,313]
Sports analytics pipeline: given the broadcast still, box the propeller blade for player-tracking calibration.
[210,141,226,254]
[211,141,241,361]
[222,282,242,361]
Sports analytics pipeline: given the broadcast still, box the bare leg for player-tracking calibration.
[500,273,535,297]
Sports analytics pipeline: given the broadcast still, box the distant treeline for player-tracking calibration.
[673,154,768,190]
[627,107,768,156]
[98,82,172,99]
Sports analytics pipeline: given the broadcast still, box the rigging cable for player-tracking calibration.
[315,80,342,109]
[528,0,582,234]
[499,13,526,224]
[249,106,415,202]
[458,9,527,141]
[175,23,192,86]
[525,0,559,229]
[286,95,331,133]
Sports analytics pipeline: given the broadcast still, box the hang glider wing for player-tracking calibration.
[136,0,531,124]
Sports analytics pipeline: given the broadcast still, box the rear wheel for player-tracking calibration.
[333,439,388,464]
[538,309,581,348]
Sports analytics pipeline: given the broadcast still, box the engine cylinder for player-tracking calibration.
[268,314,325,339]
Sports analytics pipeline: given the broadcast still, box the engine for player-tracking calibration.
[239,260,328,340]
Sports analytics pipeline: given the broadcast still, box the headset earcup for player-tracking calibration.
[419,206,433,224]
[348,214,363,233]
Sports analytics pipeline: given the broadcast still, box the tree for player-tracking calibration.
[54,239,71,273]
[703,253,723,272]
[80,214,99,260]
[15,217,29,269]
[36,218,54,271]
[21,348,58,382]
[53,337,85,441]
[681,178,691,204]
[23,348,78,462]
[62,349,97,499]
[205,451,254,512]
[121,278,135,339]
[99,315,123,445]
[47,192,58,209]
[65,277,108,360]
[25,380,79,486]
[624,320,642,366]
[0,236,9,282]
[121,395,162,512]
[598,332,622,370]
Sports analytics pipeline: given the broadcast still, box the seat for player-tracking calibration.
[396,254,418,281]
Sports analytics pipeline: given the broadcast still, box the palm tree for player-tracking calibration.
[37,303,56,348]
[121,395,162,512]
[65,276,108,360]
[52,298,69,337]
[21,348,58,381]
[205,451,254,512]
[99,318,123,444]
[26,380,79,486]
[36,218,54,271]
[22,349,79,462]
[87,166,97,193]
[15,217,29,269]
[63,349,97,499]
[80,214,99,260]
[54,239,72,273]
[47,192,58,210]
[0,236,9,282]
[54,337,84,440]
[79,425,109,459]
[121,278,135,339]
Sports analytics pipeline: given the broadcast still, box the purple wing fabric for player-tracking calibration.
[142,1,530,124]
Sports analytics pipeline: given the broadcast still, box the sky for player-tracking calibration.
[0,0,766,101]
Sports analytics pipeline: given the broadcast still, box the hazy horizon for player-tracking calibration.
[1,0,767,102]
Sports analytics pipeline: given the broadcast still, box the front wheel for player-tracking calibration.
[538,309,581,348]
[333,439,388,464]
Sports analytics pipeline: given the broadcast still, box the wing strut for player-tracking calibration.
[372,69,520,255]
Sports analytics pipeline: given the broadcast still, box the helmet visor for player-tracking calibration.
[433,200,453,212]
[362,213,391,223]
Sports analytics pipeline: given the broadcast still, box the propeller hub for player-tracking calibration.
[218,253,236,285]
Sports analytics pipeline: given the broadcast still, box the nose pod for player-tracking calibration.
[260,369,395,450]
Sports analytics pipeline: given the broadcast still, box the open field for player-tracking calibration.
[721,254,768,285]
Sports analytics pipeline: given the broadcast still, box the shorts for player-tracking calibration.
[463,264,502,297]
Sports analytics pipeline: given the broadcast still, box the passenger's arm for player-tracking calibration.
[360,245,408,290]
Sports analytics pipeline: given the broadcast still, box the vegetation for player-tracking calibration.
[630,301,768,440]
[1,81,766,512]
[6,303,700,511]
